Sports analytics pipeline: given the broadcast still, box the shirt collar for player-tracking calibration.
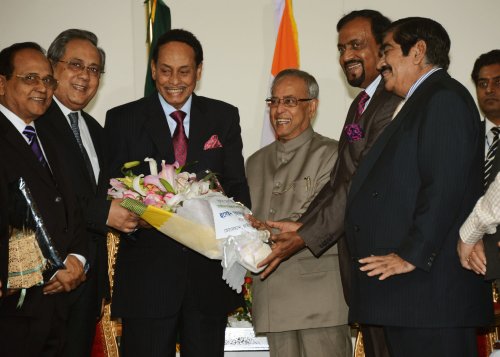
[485,117,498,133]
[364,75,382,98]
[276,126,314,153]
[158,93,193,117]
[405,67,442,99]
[53,96,78,118]
[0,103,33,134]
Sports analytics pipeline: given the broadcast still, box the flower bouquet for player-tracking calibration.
[108,158,271,292]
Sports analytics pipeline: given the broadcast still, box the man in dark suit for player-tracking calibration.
[458,49,500,278]
[255,10,401,357]
[105,29,251,357]
[343,17,492,356]
[0,42,87,356]
[36,29,137,357]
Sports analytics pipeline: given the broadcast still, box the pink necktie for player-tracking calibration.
[355,91,370,121]
[170,110,188,166]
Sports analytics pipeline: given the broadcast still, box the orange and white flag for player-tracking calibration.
[260,0,300,147]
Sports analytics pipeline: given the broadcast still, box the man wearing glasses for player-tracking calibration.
[246,69,351,357]
[36,29,139,357]
[0,42,87,356]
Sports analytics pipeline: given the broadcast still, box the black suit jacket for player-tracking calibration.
[345,70,492,327]
[37,101,111,315]
[0,111,87,316]
[105,93,251,318]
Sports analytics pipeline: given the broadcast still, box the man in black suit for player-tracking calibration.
[105,29,251,357]
[36,29,137,357]
[0,42,87,356]
[344,17,492,356]
[457,50,500,278]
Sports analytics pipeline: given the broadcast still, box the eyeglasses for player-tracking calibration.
[15,74,58,90]
[477,77,500,90]
[59,59,104,77]
[265,97,313,107]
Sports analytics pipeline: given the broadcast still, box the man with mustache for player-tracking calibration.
[458,50,500,279]
[345,17,491,356]
[0,42,87,356]
[255,10,401,357]
[104,29,250,357]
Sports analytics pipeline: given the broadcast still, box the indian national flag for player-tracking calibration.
[260,0,300,147]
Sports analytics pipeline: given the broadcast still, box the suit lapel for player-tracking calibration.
[186,94,205,170]
[143,94,175,163]
[0,113,54,187]
[44,103,94,187]
[347,70,448,204]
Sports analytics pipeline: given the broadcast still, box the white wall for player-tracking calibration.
[1,0,498,159]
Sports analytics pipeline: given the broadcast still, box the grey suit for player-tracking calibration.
[247,127,350,357]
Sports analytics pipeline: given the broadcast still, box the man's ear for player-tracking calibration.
[196,62,203,81]
[150,60,157,81]
[411,40,427,65]
[0,75,6,96]
[308,98,319,120]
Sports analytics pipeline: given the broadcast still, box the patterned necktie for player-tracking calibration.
[68,112,97,188]
[170,110,188,166]
[355,91,370,121]
[23,125,48,167]
[485,126,500,189]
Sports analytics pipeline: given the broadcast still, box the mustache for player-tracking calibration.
[379,65,392,74]
[344,60,363,68]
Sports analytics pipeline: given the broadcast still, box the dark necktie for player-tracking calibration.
[23,125,49,168]
[170,110,188,166]
[485,126,500,189]
[355,91,370,121]
[68,112,97,188]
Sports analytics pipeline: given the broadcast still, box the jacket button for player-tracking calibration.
[372,191,379,198]
[354,225,360,232]
[55,196,62,203]
[269,208,276,214]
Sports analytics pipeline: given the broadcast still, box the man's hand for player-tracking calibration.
[107,199,139,233]
[457,239,486,275]
[43,255,86,294]
[359,253,415,280]
[257,221,304,280]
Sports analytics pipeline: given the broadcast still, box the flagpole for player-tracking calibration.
[145,0,154,55]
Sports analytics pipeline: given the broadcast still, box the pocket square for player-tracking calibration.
[204,135,223,150]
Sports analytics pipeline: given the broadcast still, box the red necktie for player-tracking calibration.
[355,91,370,121]
[170,110,188,166]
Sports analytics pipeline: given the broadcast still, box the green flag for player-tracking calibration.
[144,0,171,97]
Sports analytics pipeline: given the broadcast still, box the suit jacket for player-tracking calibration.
[345,70,492,327]
[0,111,87,317]
[483,121,500,280]
[37,101,110,316]
[105,93,251,318]
[247,127,347,333]
[298,79,402,303]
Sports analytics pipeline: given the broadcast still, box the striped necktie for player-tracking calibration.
[23,125,48,167]
[355,91,370,121]
[485,126,500,189]
[68,112,97,189]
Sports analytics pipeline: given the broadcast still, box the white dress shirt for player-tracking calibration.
[53,97,100,182]
[460,171,500,244]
